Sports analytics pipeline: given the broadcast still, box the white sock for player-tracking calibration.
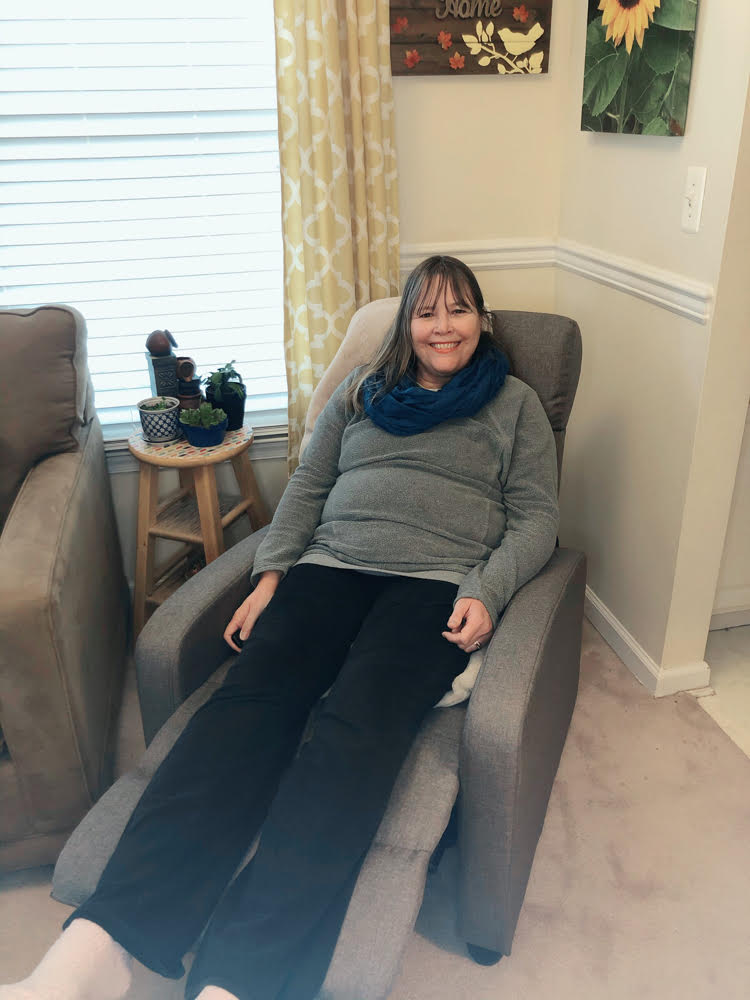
[195,990,240,1000]
[0,919,133,1000]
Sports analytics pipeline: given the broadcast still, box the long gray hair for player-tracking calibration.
[345,255,499,414]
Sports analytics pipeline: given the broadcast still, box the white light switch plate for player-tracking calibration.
[682,166,707,233]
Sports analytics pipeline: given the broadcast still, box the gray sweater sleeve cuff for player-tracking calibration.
[455,572,502,629]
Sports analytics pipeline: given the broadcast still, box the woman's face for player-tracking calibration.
[410,280,482,390]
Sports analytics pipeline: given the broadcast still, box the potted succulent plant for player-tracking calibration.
[203,361,246,431]
[179,402,228,447]
[137,396,181,442]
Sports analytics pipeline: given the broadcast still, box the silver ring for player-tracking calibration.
[473,641,482,650]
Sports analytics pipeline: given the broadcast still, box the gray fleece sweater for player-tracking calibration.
[252,372,559,626]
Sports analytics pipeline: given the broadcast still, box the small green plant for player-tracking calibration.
[140,398,173,410]
[203,361,246,404]
[179,402,227,428]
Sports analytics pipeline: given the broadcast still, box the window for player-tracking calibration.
[0,1,285,436]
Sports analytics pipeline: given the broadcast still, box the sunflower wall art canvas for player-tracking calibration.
[390,1,554,76]
[582,0,699,135]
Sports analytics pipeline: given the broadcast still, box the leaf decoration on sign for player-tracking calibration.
[462,34,482,56]
[528,50,544,73]
[460,18,544,75]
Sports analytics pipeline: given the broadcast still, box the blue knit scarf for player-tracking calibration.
[363,343,510,436]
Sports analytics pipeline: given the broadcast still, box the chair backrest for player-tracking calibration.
[0,304,95,528]
[490,310,582,483]
[300,298,582,484]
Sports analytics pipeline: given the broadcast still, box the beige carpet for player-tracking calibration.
[1,620,749,998]
[393,621,750,1000]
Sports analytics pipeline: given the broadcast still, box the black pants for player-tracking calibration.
[68,565,468,1000]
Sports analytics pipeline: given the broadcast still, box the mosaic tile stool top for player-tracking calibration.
[128,426,255,468]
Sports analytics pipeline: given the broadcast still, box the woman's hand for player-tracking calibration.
[223,570,282,651]
[442,598,493,653]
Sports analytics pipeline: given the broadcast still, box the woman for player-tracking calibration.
[1,257,559,1000]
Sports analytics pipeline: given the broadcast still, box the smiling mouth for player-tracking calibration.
[429,342,460,352]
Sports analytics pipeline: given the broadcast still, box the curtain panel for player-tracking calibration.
[274,0,400,468]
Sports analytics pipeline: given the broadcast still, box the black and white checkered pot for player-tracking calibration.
[137,396,181,442]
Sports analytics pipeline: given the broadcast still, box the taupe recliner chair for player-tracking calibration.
[53,301,586,998]
[0,305,130,873]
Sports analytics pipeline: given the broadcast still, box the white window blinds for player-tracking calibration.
[0,1,285,432]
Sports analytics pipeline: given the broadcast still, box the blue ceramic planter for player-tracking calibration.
[137,396,181,442]
[180,417,228,448]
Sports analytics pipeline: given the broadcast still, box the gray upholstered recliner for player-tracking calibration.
[52,303,586,998]
[0,305,130,873]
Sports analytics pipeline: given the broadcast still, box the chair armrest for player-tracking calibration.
[135,525,269,744]
[0,420,129,830]
[457,546,587,954]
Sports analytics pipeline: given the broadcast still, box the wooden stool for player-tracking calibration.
[128,427,270,636]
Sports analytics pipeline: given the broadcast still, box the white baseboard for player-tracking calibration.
[710,608,750,631]
[585,586,711,696]
[711,585,750,630]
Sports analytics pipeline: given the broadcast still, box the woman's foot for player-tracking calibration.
[0,919,132,1000]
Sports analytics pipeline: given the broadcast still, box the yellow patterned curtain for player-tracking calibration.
[274,0,400,469]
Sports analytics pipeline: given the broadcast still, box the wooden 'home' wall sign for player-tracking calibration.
[390,1,554,75]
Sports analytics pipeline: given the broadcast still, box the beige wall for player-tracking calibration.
[391,0,750,693]
[392,1,569,246]
[710,87,750,630]
[713,408,750,625]
[661,85,750,669]
[555,277,708,663]
[554,4,750,689]
[393,0,572,315]
[457,266,557,314]
[558,1,750,285]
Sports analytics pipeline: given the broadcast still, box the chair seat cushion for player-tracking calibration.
[323,705,466,1000]
[52,663,466,1000]
[53,660,466,898]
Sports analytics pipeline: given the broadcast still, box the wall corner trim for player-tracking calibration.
[585,585,711,696]
[400,238,557,273]
[400,237,714,324]
[557,239,714,324]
